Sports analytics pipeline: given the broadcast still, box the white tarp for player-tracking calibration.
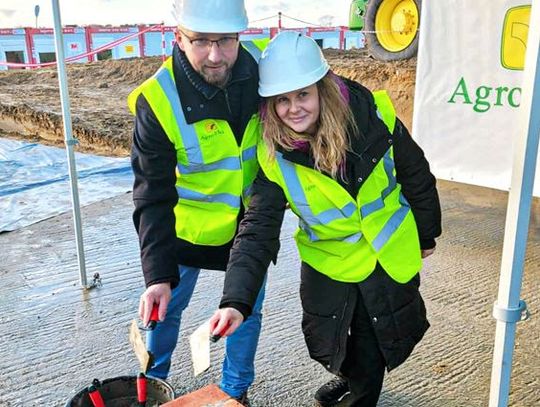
[0,138,133,232]
[413,0,539,196]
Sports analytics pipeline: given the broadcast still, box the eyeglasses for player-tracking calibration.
[180,30,239,52]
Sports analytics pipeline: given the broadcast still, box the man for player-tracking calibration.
[127,0,266,403]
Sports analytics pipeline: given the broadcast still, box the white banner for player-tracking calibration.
[412,0,538,196]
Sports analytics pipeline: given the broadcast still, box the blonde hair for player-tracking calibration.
[261,73,358,179]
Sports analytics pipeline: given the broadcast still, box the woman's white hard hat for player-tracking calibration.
[172,0,248,33]
[258,31,330,97]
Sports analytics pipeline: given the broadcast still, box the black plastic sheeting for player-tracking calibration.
[0,138,133,232]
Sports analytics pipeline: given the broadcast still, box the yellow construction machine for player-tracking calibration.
[349,0,421,61]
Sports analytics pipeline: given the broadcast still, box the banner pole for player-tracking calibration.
[488,1,539,405]
[161,22,166,61]
[51,0,88,288]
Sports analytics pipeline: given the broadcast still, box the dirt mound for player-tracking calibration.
[0,51,416,156]
[68,57,163,85]
[0,59,144,155]
[324,49,417,130]
[0,57,162,87]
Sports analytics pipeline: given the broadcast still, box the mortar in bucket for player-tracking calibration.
[65,375,175,407]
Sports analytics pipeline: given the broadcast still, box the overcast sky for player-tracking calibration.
[0,0,353,29]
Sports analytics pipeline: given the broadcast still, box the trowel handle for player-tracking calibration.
[87,384,106,407]
[210,324,230,343]
[147,303,160,330]
[137,372,147,406]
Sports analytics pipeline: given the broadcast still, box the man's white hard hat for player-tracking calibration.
[172,0,248,33]
[258,31,330,97]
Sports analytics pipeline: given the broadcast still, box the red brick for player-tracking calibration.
[162,384,244,407]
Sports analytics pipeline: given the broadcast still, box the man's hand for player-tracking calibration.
[209,308,244,338]
[421,248,436,258]
[139,283,172,327]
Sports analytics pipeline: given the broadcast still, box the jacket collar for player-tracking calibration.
[175,45,220,100]
[172,44,255,124]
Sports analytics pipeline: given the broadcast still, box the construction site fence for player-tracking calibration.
[0,24,364,69]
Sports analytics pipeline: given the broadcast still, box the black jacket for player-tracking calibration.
[220,77,441,370]
[131,44,260,288]
[300,261,429,373]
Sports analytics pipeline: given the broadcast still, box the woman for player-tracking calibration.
[210,31,442,406]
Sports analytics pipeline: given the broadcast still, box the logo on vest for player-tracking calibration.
[205,122,218,132]
[202,120,225,140]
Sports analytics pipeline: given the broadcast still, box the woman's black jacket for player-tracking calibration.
[220,76,442,372]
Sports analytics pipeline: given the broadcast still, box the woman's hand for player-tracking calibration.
[421,248,436,258]
[209,308,245,338]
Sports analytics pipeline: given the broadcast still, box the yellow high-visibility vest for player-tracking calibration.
[258,90,422,283]
[127,51,262,245]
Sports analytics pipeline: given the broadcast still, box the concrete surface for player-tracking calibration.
[0,179,538,406]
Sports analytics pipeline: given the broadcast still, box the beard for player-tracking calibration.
[200,64,233,88]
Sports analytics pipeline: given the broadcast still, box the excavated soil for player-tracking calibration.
[0,49,416,156]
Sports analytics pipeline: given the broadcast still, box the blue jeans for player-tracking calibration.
[147,265,266,398]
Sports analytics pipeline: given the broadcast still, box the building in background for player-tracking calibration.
[0,25,364,70]
[87,26,140,61]
[0,28,29,68]
[140,25,175,58]
[31,27,89,64]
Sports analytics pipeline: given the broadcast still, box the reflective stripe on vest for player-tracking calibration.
[360,149,396,218]
[372,192,411,251]
[241,38,269,62]
[176,187,239,208]
[275,151,361,243]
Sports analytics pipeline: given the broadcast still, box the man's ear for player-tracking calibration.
[175,29,185,51]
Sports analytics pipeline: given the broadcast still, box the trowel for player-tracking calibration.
[129,303,159,373]
[189,320,211,376]
[129,319,153,373]
[189,320,226,376]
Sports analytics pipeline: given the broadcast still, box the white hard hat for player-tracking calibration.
[172,0,248,33]
[258,31,330,97]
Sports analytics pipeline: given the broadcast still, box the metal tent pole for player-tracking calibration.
[51,0,88,288]
[161,22,166,61]
[488,1,539,405]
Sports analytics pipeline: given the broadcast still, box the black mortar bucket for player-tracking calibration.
[65,375,175,406]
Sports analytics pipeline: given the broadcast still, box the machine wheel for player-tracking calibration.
[364,0,421,61]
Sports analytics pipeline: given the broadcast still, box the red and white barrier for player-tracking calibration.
[0,24,162,69]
